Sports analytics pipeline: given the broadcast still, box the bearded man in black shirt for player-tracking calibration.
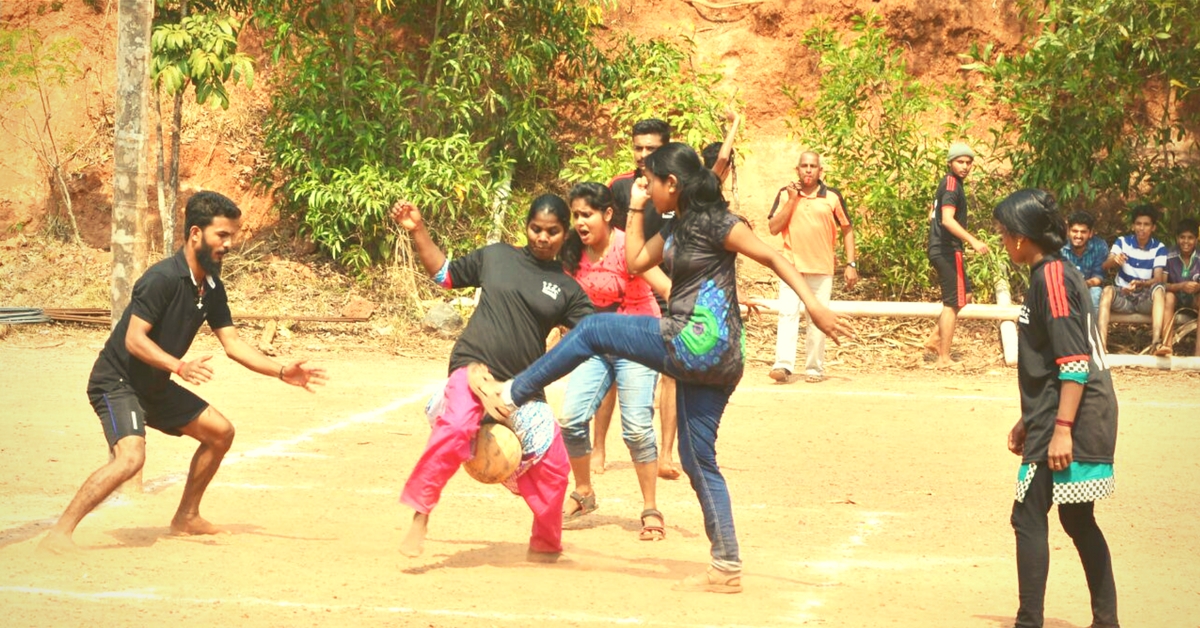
[39,191,327,553]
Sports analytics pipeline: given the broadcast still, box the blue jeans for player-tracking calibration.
[1088,286,1102,312]
[512,313,741,570]
[561,355,659,463]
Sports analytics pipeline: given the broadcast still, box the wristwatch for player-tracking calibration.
[847,261,857,269]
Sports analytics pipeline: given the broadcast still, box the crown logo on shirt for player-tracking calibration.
[542,281,561,300]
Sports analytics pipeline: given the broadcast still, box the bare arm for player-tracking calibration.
[841,224,859,290]
[1101,250,1126,272]
[390,201,447,277]
[1048,381,1084,471]
[711,110,740,183]
[767,188,794,236]
[126,314,212,383]
[639,265,671,300]
[1128,267,1168,292]
[625,177,666,273]
[214,326,328,392]
[724,221,853,343]
[940,206,988,254]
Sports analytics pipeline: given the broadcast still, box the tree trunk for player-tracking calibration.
[112,0,154,326]
[165,0,188,252]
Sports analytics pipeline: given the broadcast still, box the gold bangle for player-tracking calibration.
[278,365,285,381]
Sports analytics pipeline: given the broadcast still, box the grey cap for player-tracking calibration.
[947,142,976,163]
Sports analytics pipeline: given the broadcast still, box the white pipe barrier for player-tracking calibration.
[742,298,1152,324]
[738,298,1200,371]
[994,280,1019,367]
[1105,354,1200,370]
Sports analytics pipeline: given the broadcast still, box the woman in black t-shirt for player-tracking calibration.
[390,194,593,563]
[994,189,1119,628]
[474,143,853,593]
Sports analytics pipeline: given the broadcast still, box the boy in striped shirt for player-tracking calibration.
[1098,204,1167,350]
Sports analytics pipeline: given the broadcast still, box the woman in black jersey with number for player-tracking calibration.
[389,194,593,562]
[994,189,1119,628]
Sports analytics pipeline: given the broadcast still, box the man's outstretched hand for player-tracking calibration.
[281,359,329,392]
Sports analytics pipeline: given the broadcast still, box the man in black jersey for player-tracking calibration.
[39,191,327,553]
[924,142,989,368]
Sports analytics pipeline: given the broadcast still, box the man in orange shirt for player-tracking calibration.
[767,151,858,383]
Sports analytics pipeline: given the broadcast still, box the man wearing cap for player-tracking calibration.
[924,142,989,368]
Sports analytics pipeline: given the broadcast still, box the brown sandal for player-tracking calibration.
[563,491,597,522]
[639,508,665,541]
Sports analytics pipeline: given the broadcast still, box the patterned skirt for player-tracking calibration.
[1015,461,1116,504]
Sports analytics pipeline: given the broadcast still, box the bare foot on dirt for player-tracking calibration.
[590,449,606,475]
[657,461,681,480]
[926,359,963,371]
[37,531,81,555]
[399,513,429,557]
[170,515,227,536]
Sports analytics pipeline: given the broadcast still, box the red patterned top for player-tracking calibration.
[569,229,660,317]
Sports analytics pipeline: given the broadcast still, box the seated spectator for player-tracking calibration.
[1098,204,1168,350]
[1155,218,1200,356]
[1060,210,1108,311]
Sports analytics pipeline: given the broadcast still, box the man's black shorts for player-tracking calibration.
[88,381,208,448]
[929,250,973,309]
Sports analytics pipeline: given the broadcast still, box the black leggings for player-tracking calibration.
[1011,464,1119,628]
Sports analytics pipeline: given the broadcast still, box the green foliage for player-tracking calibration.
[790,13,1014,300]
[0,29,86,244]
[256,0,615,270]
[0,29,81,100]
[559,36,737,184]
[963,0,1200,226]
[151,12,254,109]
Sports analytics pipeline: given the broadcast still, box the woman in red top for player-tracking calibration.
[558,182,671,540]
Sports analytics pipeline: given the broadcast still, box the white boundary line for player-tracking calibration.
[8,384,443,534]
[0,586,765,628]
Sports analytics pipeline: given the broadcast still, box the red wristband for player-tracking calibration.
[174,363,184,376]
[1055,419,1074,428]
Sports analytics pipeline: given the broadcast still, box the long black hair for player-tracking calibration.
[643,142,736,247]
[992,188,1066,255]
[559,182,613,274]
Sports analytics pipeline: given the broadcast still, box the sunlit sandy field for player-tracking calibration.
[2,337,1197,627]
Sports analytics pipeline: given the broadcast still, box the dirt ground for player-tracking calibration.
[1,328,1197,628]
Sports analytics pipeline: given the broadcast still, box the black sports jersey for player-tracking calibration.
[445,244,593,390]
[659,211,745,387]
[89,250,234,395]
[1017,257,1118,464]
[927,173,968,254]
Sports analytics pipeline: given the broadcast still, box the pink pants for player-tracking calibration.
[400,367,569,554]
